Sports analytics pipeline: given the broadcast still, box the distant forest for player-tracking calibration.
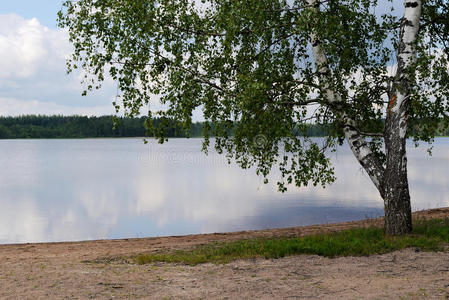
[0,115,446,139]
[0,115,329,139]
[0,115,202,139]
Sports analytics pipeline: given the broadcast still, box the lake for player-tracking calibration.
[0,138,447,244]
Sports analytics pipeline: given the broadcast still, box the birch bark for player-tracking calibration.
[305,0,385,190]
[382,0,422,235]
[306,0,422,234]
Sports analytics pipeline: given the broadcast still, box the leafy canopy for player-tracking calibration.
[58,0,449,191]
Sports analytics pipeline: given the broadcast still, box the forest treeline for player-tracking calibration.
[0,115,330,139]
[0,115,199,139]
[0,115,447,139]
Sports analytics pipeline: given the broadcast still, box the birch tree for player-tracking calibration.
[58,0,449,235]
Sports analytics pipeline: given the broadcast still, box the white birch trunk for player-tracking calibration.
[306,0,422,234]
[306,0,384,190]
[383,0,422,235]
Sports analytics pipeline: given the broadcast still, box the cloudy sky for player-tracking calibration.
[0,0,117,116]
[0,1,403,118]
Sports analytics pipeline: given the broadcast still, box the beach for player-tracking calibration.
[1,207,448,299]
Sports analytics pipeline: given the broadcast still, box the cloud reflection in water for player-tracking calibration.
[0,138,447,244]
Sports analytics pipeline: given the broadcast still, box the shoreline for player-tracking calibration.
[1,136,449,141]
[1,207,448,299]
[1,207,448,256]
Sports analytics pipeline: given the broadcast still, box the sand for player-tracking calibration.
[0,207,448,299]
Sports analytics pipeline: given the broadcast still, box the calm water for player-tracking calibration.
[0,138,447,244]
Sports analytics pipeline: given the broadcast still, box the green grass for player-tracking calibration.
[135,218,449,266]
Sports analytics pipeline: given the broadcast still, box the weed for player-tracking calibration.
[135,218,449,266]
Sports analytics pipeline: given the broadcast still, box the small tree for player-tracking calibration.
[58,0,449,235]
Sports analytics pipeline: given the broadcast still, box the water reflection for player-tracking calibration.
[0,138,447,244]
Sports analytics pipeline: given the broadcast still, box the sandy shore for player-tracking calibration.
[1,207,448,299]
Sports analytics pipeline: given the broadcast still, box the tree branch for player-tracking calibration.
[343,123,384,137]
[280,99,319,106]
[264,0,330,13]
[305,0,385,190]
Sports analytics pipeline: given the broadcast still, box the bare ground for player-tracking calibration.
[1,208,448,299]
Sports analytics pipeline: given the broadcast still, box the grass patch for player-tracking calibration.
[135,218,449,266]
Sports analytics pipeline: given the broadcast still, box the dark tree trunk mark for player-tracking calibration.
[382,108,412,235]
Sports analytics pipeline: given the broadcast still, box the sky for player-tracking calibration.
[0,1,404,117]
[0,1,118,116]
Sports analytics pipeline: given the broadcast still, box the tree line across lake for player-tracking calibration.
[0,115,447,139]
[0,115,199,139]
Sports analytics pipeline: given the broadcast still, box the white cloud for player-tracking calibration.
[0,14,51,79]
[0,13,117,116]
[0,13,196,119]
[0,97,114,116]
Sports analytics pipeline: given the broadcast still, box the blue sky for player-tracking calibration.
[0,1,403,117]
[0,0,62,28]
